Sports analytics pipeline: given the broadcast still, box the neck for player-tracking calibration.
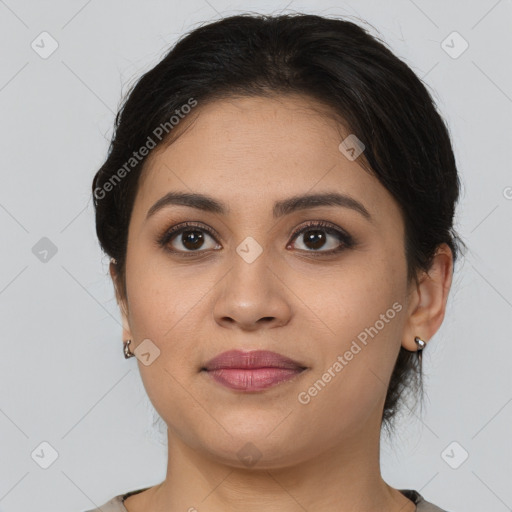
[136,407,415,512]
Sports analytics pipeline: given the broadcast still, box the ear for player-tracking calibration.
[109,260,133,343]
[402,243,454,351]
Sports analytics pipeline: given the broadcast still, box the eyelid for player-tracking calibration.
[289,219,352,242]
[286,220,355,253]
[157,219,355,255]
[156,221,218,246]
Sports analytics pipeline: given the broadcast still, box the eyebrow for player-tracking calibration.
[146,191,372,222]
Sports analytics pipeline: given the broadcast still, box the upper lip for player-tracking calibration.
[202,350,307,371]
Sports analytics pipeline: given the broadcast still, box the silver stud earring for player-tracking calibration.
[414,336,426,364]
[414,336,426,350]
[123,339,135,359]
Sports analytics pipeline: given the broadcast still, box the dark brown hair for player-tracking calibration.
[92,13,466,432]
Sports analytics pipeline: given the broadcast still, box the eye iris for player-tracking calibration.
[181,230,204,250]
[304,229,326,250]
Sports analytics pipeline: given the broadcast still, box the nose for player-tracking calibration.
[212,248,292,331]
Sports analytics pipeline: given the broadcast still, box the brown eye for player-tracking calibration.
[298,229,328,250]
[173,229,208,251]
[288,221,354,254]
[158,222,220,254]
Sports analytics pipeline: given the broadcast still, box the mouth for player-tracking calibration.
[201,350,308,392]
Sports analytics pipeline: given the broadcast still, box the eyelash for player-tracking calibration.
[156,220,355,257]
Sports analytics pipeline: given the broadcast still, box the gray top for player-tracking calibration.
[83,487,452,511]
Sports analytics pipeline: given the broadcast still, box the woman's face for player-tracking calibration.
[116,94,417,467]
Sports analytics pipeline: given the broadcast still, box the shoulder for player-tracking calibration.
[400,489,454,512]
[85,487,454,512]
[81,486,151,512]
[82,494,126,512]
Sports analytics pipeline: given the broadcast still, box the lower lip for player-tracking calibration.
[204,367,305,391]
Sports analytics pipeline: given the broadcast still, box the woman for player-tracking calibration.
[87,12,464,512]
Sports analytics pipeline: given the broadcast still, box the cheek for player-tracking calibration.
[123,255,218,400]
[124,262,206,429]
[305,250,405,337]
[294,299,405,442]
[297,256,406,407]
[125,252,205,339]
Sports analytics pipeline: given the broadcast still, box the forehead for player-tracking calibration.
[133,94,399,224]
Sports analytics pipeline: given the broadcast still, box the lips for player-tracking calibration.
[202,350,308,391]
[202,350,306,371]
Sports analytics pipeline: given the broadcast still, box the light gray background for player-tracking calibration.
[0,1,511,511]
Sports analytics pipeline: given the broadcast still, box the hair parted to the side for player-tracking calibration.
[92,12,466,434]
